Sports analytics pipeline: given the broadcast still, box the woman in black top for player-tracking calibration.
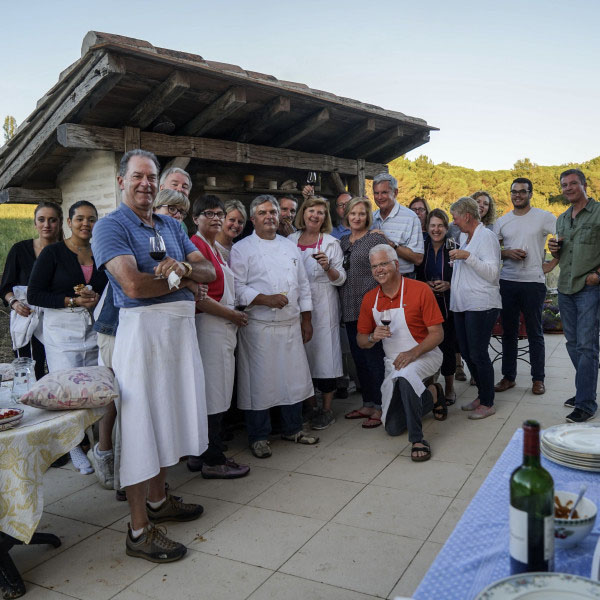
[28,200,107,371]
[415,208,456,404]
[339,197,388,428]
[1,202,63,379]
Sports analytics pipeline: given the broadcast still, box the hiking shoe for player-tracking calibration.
[201,459,250,479]
[87,444,114,490]
[311,409,336,430]
[126,523,186,563]
[302,405,319,425]
[566,408,595,423]
[250,440,272,458]
[281,430,319,444]
[564,397,576,408]
[147,495,204,524]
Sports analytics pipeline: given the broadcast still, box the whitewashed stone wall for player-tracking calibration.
[57,150,120,234]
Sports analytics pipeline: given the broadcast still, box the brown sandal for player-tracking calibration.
[411,440,431,462]
[432,383,447,421]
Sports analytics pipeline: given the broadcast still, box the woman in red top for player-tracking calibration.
[187,195,250,479]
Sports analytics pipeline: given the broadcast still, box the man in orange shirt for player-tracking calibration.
[357,244,446,462]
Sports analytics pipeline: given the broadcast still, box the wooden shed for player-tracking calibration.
[0,31,436,221]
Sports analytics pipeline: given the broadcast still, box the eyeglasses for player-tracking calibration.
[200,210,225,220]
[159,205,188,218]
[370,260,395,270]
[337,202,349,209]
[510,190,530,196]
[412,207,427,214]
[343,249,352,270]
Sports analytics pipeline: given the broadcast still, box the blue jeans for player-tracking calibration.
[345,320,385,408]
[245,402,303,444]
[500,280,546,382]
[453,309,499,407]
[558,285,600,416]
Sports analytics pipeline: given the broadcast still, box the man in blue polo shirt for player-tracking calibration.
[92,149,215,563]
[371,173,424,277]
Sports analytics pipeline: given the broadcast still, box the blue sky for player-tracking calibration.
[1,0,598,171]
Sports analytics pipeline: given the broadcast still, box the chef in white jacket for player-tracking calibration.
[288,196,346,430]
[231,195,319,459]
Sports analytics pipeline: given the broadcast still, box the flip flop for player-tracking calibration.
[345,409,372,420]
[411,440,431,462]
[362,416,382,429]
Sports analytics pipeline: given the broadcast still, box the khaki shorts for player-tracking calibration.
[97,332,116,369]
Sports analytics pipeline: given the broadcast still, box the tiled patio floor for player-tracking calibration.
[11,334,578,599]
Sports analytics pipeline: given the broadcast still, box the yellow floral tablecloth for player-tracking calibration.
[0,404,104,543]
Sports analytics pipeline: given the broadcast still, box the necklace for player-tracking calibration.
[66,238,90,253]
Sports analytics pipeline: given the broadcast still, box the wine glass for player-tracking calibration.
[446,237,457,266]
[149,233,166,279]
[306,171,317,192]
[521,245,528,269]
[381,309,391,329]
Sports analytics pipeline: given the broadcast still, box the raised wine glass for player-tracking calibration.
[306,171,317,191]
[149,233,166,279]
[381,309,391,328]
[446,237,457,266]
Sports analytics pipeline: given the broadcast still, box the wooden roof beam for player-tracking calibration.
[232,96,290,143]
[55,122,387,177]
[0,188,62,205]
[375,131,431,164]
[178,86,246,136]
[327,118,376,156]
[269,108,329,149]
[127,70,190,129]
[0,52,125,190]
[353,125,409,160]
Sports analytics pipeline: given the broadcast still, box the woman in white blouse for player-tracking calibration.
[449,196,501,420]
[289,196,346,430]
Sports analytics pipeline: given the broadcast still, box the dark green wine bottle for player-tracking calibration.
[509,420,554,574]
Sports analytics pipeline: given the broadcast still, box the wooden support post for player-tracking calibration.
[123,126,141,151]
[179,86,246,136]
[127,71,190,129]
[0,188,62,205]
[329,172,346,195]
[348,159,366,197]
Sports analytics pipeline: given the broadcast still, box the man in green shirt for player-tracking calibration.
[549,169,600,422]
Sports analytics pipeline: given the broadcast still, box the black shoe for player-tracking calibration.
[566,408,595,423]
[564,397,575,408]
[334,388,349,399]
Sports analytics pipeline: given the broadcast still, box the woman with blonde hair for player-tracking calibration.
[339,197,388,428]
[215,200,247,263]
[289,196,346,429]
[152,188,190,226]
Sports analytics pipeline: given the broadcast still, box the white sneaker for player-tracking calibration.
[70,446,94,475]
[87,443,114,489]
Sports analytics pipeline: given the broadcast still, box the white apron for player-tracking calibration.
[43,307,98,372]
[112,300,208,487]
[295,234,343,379]
[195,237,237,415]
[375,280,442,425]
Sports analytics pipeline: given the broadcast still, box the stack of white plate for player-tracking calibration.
[541,423,600,472]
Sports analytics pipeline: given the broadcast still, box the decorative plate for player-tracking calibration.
[543,424,600,457]
[476,572,600,599]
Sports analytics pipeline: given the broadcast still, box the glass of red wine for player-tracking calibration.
[306,171,317,191]
[381,309,391,330]
[149,233,166,279]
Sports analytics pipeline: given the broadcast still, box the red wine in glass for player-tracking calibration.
[235,305,247,311]
[149,250,166,261]
[149,234,167,278]
[381,309,391,327]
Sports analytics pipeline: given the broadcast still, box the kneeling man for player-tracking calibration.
[357,244,445,462]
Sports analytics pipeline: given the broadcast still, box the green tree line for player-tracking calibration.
[385,155,600,217]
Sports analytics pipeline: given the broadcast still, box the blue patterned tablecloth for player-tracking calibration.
[414,428,600,600]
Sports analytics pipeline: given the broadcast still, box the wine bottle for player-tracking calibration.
[509,420,554,574]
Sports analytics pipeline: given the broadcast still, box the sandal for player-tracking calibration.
[345,409,373,420]
[455,364,466,382]
[445,391,456,406]
[411,440,431,462]
[431,383,447,421]
[362,416,382,429]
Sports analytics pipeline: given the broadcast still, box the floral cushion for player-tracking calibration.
[19,366,118,409]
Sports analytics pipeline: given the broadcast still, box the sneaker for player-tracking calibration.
[87,444,114,489]
[281,430,319,444]
[250,439,272,458]
[468,405,496,420]
[566,408,595,423]
[70,446,94,475]
[311,409,336,430]
[126,523,186,563]
[201,459,250,479]
[564,397,576,408]
[147,495,204,524]
[461,397,480,411]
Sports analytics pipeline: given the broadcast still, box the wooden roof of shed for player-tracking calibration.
[0,31,437,191]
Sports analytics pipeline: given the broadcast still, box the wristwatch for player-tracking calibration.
[68,297,76,309]
[391,241,398,250]
[181,261,193,277]
[368,332,375,343]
